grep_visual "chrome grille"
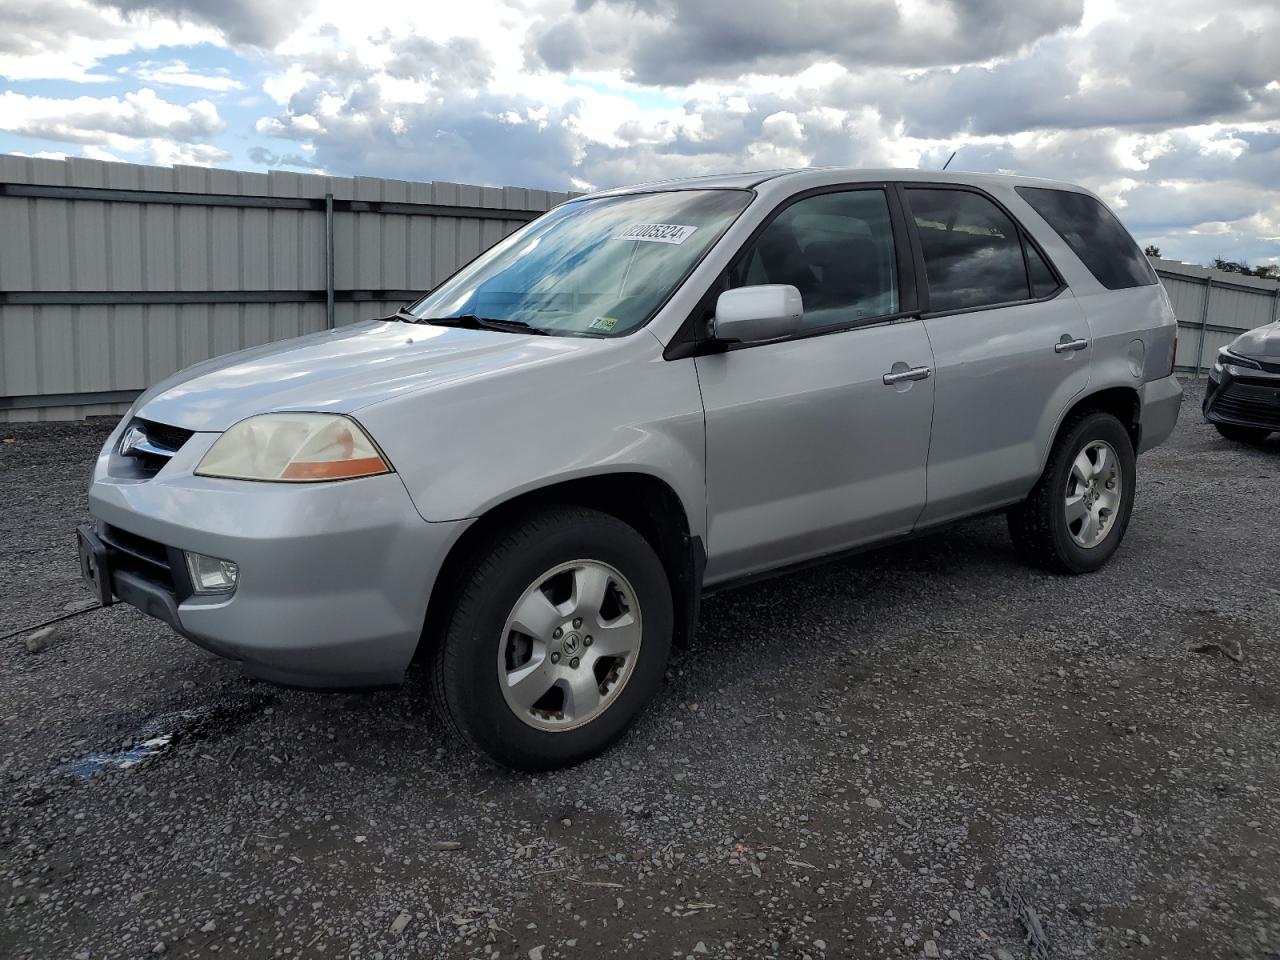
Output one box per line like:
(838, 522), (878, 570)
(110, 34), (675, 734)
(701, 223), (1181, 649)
(118, 418), (195, 476)
(136, 419), (194, 451)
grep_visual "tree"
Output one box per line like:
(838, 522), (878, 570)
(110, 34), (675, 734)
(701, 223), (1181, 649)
(1213, 257), (1250, 274)
(1143, 245), (1161, 258)
(1210, 258), (1280, 280)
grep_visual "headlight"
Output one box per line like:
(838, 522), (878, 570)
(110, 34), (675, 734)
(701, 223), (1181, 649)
(1217, 348), (1261, 372)
(195, 413), (391, 482)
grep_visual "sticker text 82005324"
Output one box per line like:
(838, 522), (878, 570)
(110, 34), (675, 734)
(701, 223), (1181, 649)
(612, 223), (698, 244)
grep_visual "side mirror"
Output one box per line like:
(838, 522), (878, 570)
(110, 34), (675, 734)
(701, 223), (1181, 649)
(712, 285), (803, 344)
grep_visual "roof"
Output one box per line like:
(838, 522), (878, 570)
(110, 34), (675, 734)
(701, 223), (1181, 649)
(577, 169), (794, 198)
(574, 167), (1089, 201)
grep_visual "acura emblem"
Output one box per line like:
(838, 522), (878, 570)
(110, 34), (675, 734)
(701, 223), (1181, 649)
(119, 424), (148, 457)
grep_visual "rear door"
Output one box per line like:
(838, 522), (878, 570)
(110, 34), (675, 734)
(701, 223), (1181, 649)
(695, 186), (936, 582)
(900, 185), (1092, 526)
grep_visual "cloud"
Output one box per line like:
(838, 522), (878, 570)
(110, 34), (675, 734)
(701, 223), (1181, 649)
(0, 0), (118, 60)
(260, 90), (583, 189)
(9, 144), (123, 161)
(826, 13), (1280, 140)
(524, 0), (1084, 85)
(0, 87), (223, 142)
(0, 87), (229, 166)
(247, 146), (323, 171)
(0, 0), (221, 82)
(87, 0), (315, 47)
(926, 129), (1280, 265)
(250, 26), (551, 184)
(1, 0), (1277, 266)
(379, 33), (494, 89)
(144, 140), (231, 165)
(230, 0), (1280, 269)
(133, 59), (245, 91)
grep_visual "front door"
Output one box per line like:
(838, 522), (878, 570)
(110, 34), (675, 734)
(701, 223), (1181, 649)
(695, 187), (936, 583)
(901, 186), (1093, 527)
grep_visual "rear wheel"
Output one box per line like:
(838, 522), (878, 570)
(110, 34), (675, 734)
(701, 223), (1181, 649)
(1214, 422), (1271, 444)
(431, 506), (672, 770)
(1008, 411), (1136, 574)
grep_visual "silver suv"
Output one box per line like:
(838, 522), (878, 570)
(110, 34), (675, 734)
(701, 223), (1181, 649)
(79, 169), (1182, 769)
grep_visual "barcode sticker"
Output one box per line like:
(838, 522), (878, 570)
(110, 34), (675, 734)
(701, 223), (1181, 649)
(612, 223), (698, 244)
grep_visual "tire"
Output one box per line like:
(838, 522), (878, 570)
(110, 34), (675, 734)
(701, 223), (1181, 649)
(1214, 422), (1271, 444)
(431, 506), (673, 771)
(1008, 411), (1137, 574)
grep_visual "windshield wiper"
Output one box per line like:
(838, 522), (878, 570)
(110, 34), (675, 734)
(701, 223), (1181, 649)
(418, 314), (549, 335)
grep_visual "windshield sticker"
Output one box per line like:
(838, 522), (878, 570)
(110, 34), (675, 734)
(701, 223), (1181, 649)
(590, 316), (620, 331)
(613, 223), (698, 244)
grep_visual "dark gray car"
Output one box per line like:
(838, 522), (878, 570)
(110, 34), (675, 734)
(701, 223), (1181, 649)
(1204, 320), (1280, 442)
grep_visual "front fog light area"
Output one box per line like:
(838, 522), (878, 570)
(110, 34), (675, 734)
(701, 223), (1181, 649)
(185, 551), (239, 595)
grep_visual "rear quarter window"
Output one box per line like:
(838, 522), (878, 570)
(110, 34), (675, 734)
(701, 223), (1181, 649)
(1016, 186), (1157, 291)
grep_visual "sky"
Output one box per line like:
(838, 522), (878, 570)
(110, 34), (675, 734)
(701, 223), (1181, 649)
(1, 0), (1278, 268)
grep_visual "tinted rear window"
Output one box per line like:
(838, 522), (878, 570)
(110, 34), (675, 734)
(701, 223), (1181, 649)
(1016, 186), (1156, 290)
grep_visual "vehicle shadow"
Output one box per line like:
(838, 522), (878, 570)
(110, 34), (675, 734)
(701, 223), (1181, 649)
(161, 513), (1024, 781)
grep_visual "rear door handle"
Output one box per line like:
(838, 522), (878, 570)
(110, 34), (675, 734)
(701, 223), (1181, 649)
(882, 365), (933, 385)
(1055, 336), (1089, 354)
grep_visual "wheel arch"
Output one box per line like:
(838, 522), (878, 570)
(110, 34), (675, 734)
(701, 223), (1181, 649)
(418, 471), (704, 662)
(1046, 385), (1141, 469)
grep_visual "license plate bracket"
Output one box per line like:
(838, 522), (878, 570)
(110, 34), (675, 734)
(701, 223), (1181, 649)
(77, 524), (114, 607)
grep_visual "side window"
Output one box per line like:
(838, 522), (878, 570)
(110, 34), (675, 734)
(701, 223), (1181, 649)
(1025, 240), (1059, 299)
(731, 189), (899, 331)
(1016, 186), (1157, 290)
(906, 188), (1031, 312)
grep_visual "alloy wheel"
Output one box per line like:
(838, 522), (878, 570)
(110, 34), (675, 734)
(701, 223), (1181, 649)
(497, 560), (643, 731)
(1064, 439), (1122, 549)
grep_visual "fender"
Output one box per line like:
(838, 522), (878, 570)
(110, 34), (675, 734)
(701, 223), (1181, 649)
(356, 332), (709, 540)
(1032, 283), (1175, 477)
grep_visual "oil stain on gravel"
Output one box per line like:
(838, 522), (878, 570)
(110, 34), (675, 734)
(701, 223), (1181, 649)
(57, 709), (205, 779)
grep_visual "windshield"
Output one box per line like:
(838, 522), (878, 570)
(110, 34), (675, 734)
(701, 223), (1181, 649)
(406, 189), (752, 337)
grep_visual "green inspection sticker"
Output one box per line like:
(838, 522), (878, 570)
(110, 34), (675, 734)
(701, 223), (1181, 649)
(590, 316), (619, 331)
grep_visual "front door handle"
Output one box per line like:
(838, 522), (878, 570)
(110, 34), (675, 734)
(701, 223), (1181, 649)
(882, 365), (933, 385)
(1055, 336), (1090, 354)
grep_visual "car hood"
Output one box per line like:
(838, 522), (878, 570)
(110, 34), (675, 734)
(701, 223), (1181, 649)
(133, 320), (597, 432)
(1231, 322), (1280, 360)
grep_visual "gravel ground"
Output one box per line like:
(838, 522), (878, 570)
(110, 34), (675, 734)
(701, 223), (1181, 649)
(3, 381), (1279, 960)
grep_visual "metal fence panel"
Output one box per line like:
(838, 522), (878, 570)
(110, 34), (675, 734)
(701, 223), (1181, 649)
(1151, 258), (1280, 377)
(7, 157), (1278, 421)
(0, 154), (573, 421)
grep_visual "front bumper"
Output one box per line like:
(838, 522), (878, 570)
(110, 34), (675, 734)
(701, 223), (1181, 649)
(86, 429), (469, 688)
(1204, 362), (1280, 433)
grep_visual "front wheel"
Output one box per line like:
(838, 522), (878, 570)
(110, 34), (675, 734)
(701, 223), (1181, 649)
(1215, 423), (1271, 444)
(1008, 411), (1136, 574)
(431, 506), (673, 770)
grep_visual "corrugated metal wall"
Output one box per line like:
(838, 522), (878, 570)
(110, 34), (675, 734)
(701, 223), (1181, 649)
(3, 157), (1277, 420)
(0, 154), (574, 421)
(1152, 257), (1280, 375)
